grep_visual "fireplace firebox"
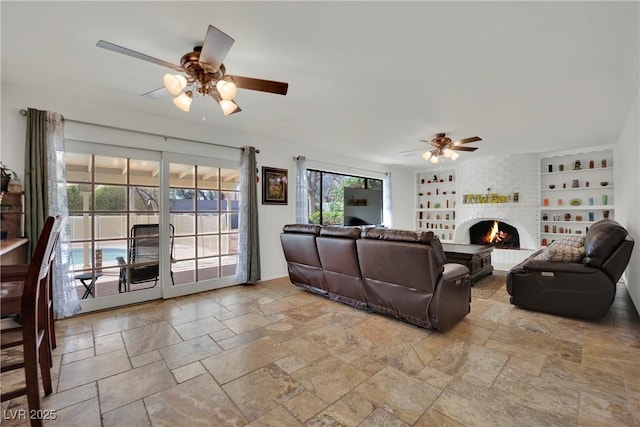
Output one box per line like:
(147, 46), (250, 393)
(469, 220), (520, 249)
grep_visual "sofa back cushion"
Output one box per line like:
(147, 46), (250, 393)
(281, 225), (324, 289)
(419, 231), (447, 267)
(282, 224), (322, 235)
(320, 226), (362, 239)
(357, 229), (444, 292)
(582, 220), (628, 268)
(317, 228), (364, 303)
(362, 227), (420, 242)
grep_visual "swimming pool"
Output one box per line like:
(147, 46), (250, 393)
(71, 247), (127, 264)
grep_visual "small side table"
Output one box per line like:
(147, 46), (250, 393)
(75, 272), (103, 299)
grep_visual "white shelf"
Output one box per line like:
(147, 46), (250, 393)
(541, 220), (597, 225)
(540, 205), (613, 210)
(540, 167), (613, 176)
(541, 185), (613, 192)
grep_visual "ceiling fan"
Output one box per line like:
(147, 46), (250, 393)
(97, 25), (289, 116)
(418, 133), (482, 163)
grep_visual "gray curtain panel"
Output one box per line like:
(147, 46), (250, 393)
(24, 108), (80, 318)
(24, 108), (49, 258)
(295, 156), (309, 224)
(236, 146), (261, 284)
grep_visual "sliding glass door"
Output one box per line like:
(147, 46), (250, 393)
(65, 142), (241, 311)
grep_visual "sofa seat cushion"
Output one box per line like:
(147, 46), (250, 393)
(535, 236), (586, 262)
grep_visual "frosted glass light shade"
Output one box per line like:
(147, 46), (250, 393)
(173, 91), (193, 112)
(421, 151), (432, 161)
(163, 74), (187, 96)
(216, 79), (238, 100)
(451, 152), (460, 160)
(429, 155), (439, 164)
(219, 99), (239, 116)
(443, 148), (454, 158)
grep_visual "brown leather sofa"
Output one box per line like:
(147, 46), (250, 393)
(506, 219), (634, 319)
(280, 225), (471, 331)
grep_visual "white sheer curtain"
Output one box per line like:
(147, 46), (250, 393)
(295, 156), (309, 224)
(236, 146), (260, 284)
(383, 172), (393, 227)
(46, 112), (80, 317)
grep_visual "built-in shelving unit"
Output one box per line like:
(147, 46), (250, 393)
(416, 169), (456, 242)
(539, 149), (614, 246)
(0, 191), (25, 239)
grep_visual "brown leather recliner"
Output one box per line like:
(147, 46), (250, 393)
(316, 226), (367, 309)
(280, 225), (471, 331)
(356, 228), (470, 331)
(279, 224), (325, 294)
(507, 219), (634, 319)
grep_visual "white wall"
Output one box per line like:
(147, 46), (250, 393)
(0, 83), (415, 282)
(614, 94), (640, 314)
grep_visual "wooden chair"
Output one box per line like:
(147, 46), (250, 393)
(1, 246), (59, 354)
(0, 216), (62, 426)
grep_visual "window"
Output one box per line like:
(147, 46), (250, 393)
(307, 169), (383, 226)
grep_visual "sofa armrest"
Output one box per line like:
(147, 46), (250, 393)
(429, 263), (471, 332)
(521, 259), (600, 275)
(442, 263), (470, 281)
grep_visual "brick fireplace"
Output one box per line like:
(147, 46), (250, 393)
(469, 220), (520, 248)
(451, 153), (539, 269)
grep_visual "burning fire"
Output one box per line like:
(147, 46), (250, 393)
(483, 220), (512, 244)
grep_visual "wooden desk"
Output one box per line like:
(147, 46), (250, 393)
(0, 238), (28, 265)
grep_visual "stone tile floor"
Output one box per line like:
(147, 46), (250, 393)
(1, 272), (638, 426)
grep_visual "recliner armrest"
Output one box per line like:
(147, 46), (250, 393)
(522, 258), (599, 274)
(442, 263), (469, 281)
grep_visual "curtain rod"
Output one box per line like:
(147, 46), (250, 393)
(302, 157), (388, 176)
(18, 109), (259, 153)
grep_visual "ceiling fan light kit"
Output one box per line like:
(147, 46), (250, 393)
(163, 73), (187, 96)
(420, 133), (481, 163)
(219, 99), (239, 116)
(97, 25), (288, 116)
(172, 91), (193, 112)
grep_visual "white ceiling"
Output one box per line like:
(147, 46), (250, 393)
(2, 1), (638, 168)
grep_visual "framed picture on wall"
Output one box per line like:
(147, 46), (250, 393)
(262, 167), (288, 205)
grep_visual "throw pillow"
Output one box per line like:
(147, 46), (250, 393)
(535, 236), (586, 262)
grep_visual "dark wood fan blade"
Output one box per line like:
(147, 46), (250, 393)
(199, 25), (234, 71)
(453, 136), (482, 145)
(229, 76), (289, 95)
(452, 146), (478, 152)
(96, 40), (184, 72)
(140, 87), (168, 99)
